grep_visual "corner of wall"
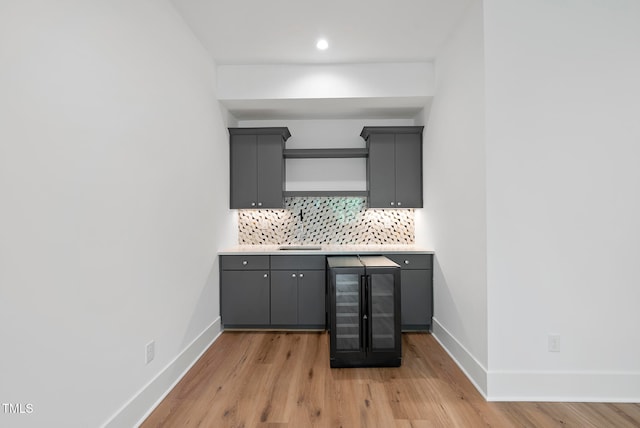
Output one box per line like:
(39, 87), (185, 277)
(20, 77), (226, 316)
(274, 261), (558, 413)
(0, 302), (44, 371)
(432, 318), (488, 397)
(102, 319), (222, 428)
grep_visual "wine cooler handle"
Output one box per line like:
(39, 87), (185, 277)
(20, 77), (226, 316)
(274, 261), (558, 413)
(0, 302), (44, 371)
(360, 275), (366, 352)
(362, 275), (370, 353)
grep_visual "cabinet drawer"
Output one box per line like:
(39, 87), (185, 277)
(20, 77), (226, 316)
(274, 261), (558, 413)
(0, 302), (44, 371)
(383, 253), (432, 270)
(221, 255), (270, 270)
(270, 255), (325, 270)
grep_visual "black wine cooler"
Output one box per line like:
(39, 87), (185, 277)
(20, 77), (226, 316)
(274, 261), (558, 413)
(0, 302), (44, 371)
(327, 256), (402, 368)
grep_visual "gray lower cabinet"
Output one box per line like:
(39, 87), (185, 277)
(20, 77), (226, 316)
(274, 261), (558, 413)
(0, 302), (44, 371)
(270, 270), (325, 327)
(221, 254), (325, 329)
(220, 255), (270, 328)
(270, 270), (298, 325)
(220, 253), (430, 331)
(229, 127), (290, 209)
(270, 255), (326, 329)
(361, 126), (424, 208)
(297, 270), (325, 327)
(383, 253), (433, 331)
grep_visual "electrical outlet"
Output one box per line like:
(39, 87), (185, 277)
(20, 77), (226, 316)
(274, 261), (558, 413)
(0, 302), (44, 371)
(146, 340), (155, 364)
(383, 217), (392, 229)
(548, 334), (560, 352)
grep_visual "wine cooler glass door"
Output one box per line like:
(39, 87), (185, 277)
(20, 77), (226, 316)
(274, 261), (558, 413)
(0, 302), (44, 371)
(369, 273), (397, 350)
(334, 273), (361, 351)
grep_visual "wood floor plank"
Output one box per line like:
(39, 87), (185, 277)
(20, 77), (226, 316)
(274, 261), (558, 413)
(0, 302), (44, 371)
(288, 334), (327, 427)
(141, 332), (640, 428)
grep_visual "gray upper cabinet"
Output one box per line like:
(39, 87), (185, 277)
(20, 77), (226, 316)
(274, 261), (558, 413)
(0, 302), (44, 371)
(229, 127), (291, 209)
(361, 126), (424, 208)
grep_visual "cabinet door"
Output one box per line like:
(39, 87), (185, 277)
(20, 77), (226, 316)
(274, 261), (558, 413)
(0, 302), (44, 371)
(394, 133), (423, 208)
(367, 133), (396, 208)
(297, 270), (326, 327)
(384, 253), (433, 330)
(400, 270), (432, 329)
(221, 270), (270, 326)
(270, 270), (298, 325)
(230, 134), (258, 209)
(256, 134), (284, 208)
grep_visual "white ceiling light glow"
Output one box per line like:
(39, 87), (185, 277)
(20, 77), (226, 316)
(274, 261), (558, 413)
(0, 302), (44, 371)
(316, 39), (329, 50)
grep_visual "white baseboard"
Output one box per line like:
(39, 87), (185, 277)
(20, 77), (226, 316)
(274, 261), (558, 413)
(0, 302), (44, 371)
(101, 317), (222, 428)
(432, 317), (640, 402)
(431, 317), (488, 397)
(488, 370), (640, 402)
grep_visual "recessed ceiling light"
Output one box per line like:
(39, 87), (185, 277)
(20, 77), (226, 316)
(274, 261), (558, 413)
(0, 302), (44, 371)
(316, 39), (329, 50)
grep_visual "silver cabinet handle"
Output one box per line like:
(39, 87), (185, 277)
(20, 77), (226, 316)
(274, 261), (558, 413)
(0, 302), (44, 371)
(390, 201), (395, 206)
(292, 273), (297, 278)
(257, 202), (262, 207)
(263, 273), (268, 278)
(299, 273), (304, 278)
(250, 202), (256, 207)
(397, 201), (402, 206)
(404, 260), (410, 265)
(242, 260), (248, 266)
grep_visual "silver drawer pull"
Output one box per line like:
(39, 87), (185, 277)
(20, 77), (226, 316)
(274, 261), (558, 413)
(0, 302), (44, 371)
(242, 260), (248, 266)
(404, 260), (410, 265)
(299, 273), (304, 278)
(251, 202), (256, 207)
(397, 202), (402, 206)
(292, 273), (297, 278)
(390, 201), (395, 206)
(257, 202), (262, 207)
(264, 273), (268, 278)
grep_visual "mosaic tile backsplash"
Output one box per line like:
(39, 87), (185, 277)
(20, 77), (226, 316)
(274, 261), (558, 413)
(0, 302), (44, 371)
(238, 197), (414, 245)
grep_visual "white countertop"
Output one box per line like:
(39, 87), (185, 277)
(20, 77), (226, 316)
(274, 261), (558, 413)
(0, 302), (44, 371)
(219, 245), (434, 255)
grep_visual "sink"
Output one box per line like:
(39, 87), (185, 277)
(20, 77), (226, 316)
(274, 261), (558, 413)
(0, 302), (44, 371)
(278, 245), (323, 251)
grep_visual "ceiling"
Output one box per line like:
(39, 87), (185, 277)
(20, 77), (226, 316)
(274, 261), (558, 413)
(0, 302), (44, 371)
(171, 0), (473, 64)
(170, 0), (473, 119)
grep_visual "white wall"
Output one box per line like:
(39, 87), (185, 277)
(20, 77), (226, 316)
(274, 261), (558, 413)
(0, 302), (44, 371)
(416, 0), (488, 393)
(484, 0), (640, 400)
(218, 63), (434, 120)
(0, 1), (234, 426)
(218, 63), (435, 101)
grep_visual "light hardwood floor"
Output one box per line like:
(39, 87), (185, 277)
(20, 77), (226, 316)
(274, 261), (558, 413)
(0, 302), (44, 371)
(142, 332), (640, 427)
